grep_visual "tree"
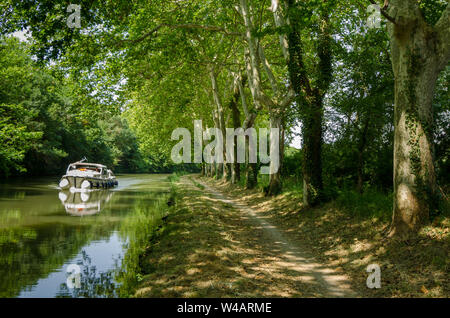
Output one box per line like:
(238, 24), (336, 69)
(238, 0), (295, 193)
(0, 37), (44, 176)
(374, 0), (449, 236)
(326, 16), (394, 193)
(284, 0), (334, 206)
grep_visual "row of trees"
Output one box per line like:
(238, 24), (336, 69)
(1, 0), (448, 237)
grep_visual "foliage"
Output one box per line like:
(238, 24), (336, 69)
(0, 37), (146, 176)
(0, 103), (42, 176)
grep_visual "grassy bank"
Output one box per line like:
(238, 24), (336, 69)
(132, 174), (449, 298)
(113, 183), (177, 296)
(131, 177), (272, 297)
(201, 177), (449, 297)
(134, 175), (343, 297)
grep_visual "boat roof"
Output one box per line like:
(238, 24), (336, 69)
(70, 162), (107, 168)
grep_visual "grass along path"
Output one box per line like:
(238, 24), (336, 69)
(194, 177), (356, 297)
(134, 175), (355, 297)
(198, 176), (449, 298)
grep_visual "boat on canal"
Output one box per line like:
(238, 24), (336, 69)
(58, 158), (118, 191)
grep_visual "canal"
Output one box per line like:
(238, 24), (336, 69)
(0, 174), (171, 298)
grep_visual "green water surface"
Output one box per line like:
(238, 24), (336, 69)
(0, 174), (171, 298)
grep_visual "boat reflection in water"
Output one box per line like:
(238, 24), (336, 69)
(58, 189), (114, 216)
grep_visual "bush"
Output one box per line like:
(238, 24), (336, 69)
(335, 188), (392, 222)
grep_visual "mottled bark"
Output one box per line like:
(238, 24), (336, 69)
(228, 74), (246, 184)
(239, 0), (295, 191)
(265, 114), (283, 196)
(237, 65), (259, 189)
(210, 66), (229, 180)
(386, 1), (449, 237)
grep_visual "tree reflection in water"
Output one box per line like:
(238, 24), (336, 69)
(57, 250), (120, 298)
(0, 175), (171, 297)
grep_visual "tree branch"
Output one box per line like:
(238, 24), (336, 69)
(258, 45), (279, 95)
(240, 0), (273, 110)
(167, 24), (243, 36)
(122, 23), (243, 45)
(280, 88), (295, 109)
(122, 24), (164, 44)
(271, 0), (290, 62)
(368, 0), (397, 24)
(236, 72), (250, 118)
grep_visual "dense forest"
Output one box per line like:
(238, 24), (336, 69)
(0, 0), (449, 239)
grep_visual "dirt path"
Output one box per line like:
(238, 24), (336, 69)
(136, 174), (447, 298)
(135, 175), (359, 297)
(191, 177), (356, 297)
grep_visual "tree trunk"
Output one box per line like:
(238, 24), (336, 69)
(201, 163), (205, 176)
(216, 163), (223, 180)
(209, 66), (228, 180)
(244, 117), (258, 189)
(357, 117), (370, 194)
(246, 162), (258, 189)
(386, 1), (449, 236)
(265, 113), (283, 196)
(302, 96), (324, 206)
(211, 162), (216, 177)
(239, 0), (295, 190)
(284, 0), (331, 207)
(229, 75), (246, 184)
(357, 152), (364, 194)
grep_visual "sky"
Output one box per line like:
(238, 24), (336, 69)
(289, 125), (302, 149)
(12, 30), (29, 41)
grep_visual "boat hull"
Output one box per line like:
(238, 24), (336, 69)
(59, 176), (118, 190)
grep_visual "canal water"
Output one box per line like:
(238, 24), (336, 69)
(0, 174), (171, 298)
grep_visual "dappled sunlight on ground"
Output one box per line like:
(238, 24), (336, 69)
(133, 174), (448, 298)
(198, 175), (449, 298)
(135, 176), (357, 298)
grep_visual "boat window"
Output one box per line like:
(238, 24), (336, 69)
(68, 165), (102, 172)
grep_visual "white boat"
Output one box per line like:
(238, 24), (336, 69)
(58, 159), (118, 190)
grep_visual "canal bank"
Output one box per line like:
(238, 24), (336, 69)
(134, 175), (449, 298)
(133, 175), (356, 297)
